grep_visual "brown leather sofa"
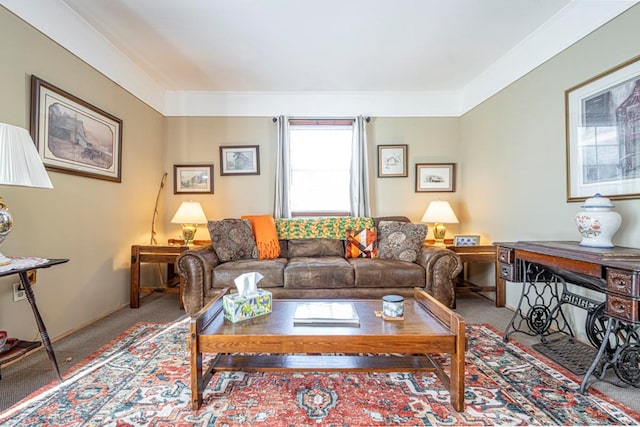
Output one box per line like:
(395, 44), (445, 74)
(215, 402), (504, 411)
(176, 216), (462, 315)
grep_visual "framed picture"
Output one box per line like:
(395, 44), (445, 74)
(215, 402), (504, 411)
(377, 144), (408, 177)
(174, 164), (214, 194)
(219, 145), (260, 175)
(415, 163), (456, 192)
(453, 235), (480, 246)
(565, 55), (640, 201)
(30, 76), (123, 182)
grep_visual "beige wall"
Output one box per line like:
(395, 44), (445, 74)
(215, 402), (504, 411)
(460, 5), (640, 337)
(0, 8), (164, 339)
(163, 117), (276, 240)
(164, 117), (461, 241)
(4, 2), (640, 344)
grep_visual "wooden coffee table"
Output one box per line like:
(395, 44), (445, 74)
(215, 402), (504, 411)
(189, 287), (466, 411)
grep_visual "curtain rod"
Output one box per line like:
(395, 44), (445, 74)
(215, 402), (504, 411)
(272, 117), (371, 123)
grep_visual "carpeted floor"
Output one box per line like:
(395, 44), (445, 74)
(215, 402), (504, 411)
(1, 293), (639, 422)
(1, 318), (639, 426)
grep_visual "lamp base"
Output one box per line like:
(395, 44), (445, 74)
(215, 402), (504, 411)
(181, 224), (198, 246)
(432, 223), (447, 247)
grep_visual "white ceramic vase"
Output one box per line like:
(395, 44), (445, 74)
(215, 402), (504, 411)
(575, 194), (621, 248)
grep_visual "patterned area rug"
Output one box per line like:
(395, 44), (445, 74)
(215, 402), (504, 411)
(1, 321), (639, 426)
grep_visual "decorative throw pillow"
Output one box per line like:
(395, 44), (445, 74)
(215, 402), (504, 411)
(207, 219), (259, 262)
(345, 228), (378, 258)
(377, 221), (427, 262)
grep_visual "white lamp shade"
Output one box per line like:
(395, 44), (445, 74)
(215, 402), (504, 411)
(421, 200), (459, 224)
(0, 123), (53, 189)
(171, 201), (208, 224)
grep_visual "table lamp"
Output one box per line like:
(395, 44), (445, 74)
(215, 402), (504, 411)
(171, 201), (208, 245)
(0, 123), (54, 264)
(421, 200), (459, 247)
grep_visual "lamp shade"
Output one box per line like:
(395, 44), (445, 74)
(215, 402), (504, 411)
(171, 201), (207, 224)
(0, 123), (53, 189)
(421, 200), (459, 224)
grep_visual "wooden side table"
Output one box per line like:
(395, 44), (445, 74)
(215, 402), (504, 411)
(447, 245), (505, 307)
(130, 245), (188, 308)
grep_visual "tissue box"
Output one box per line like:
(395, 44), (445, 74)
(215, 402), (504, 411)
(223, 289), (273, 323)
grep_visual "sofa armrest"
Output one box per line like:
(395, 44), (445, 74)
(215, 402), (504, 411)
(415, 246), (463, 308)
(176, 246), (219, 315)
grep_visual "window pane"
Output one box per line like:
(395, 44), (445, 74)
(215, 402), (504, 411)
(289, 124), (353, 214)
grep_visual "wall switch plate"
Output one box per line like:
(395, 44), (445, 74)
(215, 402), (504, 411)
(13, 283), (26, 302)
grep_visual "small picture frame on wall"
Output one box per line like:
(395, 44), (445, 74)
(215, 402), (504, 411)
(377, 144), (408, 177)
(174, 164), (214, 194)
(453, 235), (480, 246)
(415, 163), (456, 192)
(220, 145), (260, 175)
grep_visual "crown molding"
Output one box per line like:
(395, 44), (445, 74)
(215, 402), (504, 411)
(460, 0), (639, 113)
(2, 0), (638, 117)
(1, 0), (166, 112)
(164, 90), (461, 117)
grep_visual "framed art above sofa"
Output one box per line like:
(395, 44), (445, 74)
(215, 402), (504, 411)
(415, 163), (456, 192)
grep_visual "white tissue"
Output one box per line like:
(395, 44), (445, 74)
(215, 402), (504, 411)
(234, 272), (264, 297)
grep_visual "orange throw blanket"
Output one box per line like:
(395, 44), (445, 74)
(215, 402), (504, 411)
(241, 215), (281, 259)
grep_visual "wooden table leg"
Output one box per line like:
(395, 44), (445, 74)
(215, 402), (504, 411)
(130, 245), (140, 308)
(495, 274), (505, 307)
(190, 325), (203, 410)
(450, 317), (466, 411)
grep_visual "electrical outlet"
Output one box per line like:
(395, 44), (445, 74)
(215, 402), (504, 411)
(13, 283), (26, 302)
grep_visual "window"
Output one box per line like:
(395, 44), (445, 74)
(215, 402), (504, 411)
(289, 119), (354, 216)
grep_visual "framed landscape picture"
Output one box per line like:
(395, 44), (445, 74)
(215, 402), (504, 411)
(174, 164), (214, 194)
(30, 75), (123, 182)
(219, 145), (260, 175)
(565, 55), (640, 201)
(377, 144), (408, 177)
(415, 163), (456, 192)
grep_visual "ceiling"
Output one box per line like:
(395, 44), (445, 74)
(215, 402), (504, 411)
(2, 0), (638, 116)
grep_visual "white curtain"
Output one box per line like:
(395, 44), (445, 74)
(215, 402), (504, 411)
(274, 115), (291, 218)
(274, 115), (371, 218)
(350, 116), (371, 217)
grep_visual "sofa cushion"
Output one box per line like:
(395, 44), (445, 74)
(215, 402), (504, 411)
(287, 239), (344, 257)
(377, 221), (427, 262)
(208, 219), (259, 262)
(212, 258), (287, 289)
(345, 228), (378, 258)
(284, 257), (354, 289)
(348, 258), (425, 288)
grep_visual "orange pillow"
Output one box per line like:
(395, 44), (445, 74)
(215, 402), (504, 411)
(345, 228), (378, 258)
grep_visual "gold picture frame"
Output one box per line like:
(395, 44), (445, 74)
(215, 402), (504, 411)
(377, 144), (408, 177)
(565, 55), (640, 201)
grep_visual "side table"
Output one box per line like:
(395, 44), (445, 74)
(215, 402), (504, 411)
(0, 258), (69, 381)
(447, 245), (504, 307)
(130, 245), (187, 308)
